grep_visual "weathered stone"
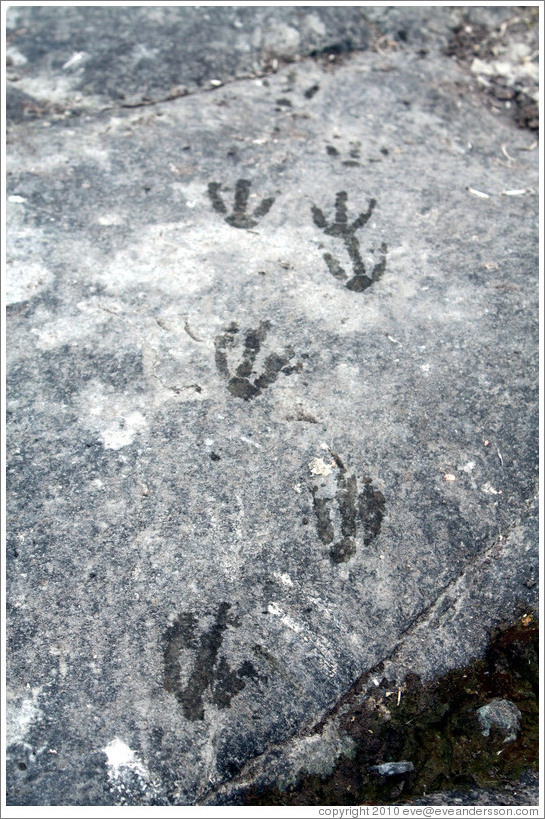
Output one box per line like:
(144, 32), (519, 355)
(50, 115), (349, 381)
(5, 5), (374, 119)
(5, 5), (538, 807)
(404, 769), (538, 807)
(369, 762), (415, 777)
(477, 699), (522, 743)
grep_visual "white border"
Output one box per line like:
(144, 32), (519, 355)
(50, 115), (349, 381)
(1, 2), (543, 818)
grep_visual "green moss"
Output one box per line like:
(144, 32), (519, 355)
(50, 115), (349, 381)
(242, 614), (539, 806)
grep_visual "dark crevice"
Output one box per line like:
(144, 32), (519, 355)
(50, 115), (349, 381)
(238, 615), (539, 805)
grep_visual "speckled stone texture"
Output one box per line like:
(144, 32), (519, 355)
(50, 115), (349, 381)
(5, 5), (539, 807)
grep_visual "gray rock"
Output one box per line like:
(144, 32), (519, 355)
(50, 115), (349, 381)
(6, 4), (533, 127)
(5, 5), (373, 118)
(404, 769), (538, 807)
(5, 5), (538, 808)
(477, 699), (522, 743)
(369, 762), (415, 777)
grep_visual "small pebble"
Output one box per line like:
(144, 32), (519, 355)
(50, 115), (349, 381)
(476, 699), (521, 743)
(369, 761), (415, 776)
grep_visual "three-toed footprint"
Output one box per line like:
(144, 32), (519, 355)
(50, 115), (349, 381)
(311, 191), (387, 292)
(310, 453), (385, 563)
(162, 603), (265, 721)
(215, 320), (302, 400)
(208, 179), (275, 229)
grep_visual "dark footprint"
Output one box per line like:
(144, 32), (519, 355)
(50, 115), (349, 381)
(162, 603), (265, 721)
(208, 179), (275, 229)
(311, 455), (385, 563)
(215, 320), (301, 400)
(312, 191), (388, 292)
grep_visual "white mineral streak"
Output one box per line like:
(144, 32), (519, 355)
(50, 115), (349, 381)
(77, 382), (148, 450)
(5, 261), (54, 306)
(102, 738), (147, 779)
(6, 689), (42, 746)
(308, 457), (332, 476)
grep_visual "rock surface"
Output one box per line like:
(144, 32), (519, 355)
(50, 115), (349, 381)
(404, 770), (539, 807)
(5, 5), (539, 808)
(477, 698), (522, 743)
(369, 762), (415, 777)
